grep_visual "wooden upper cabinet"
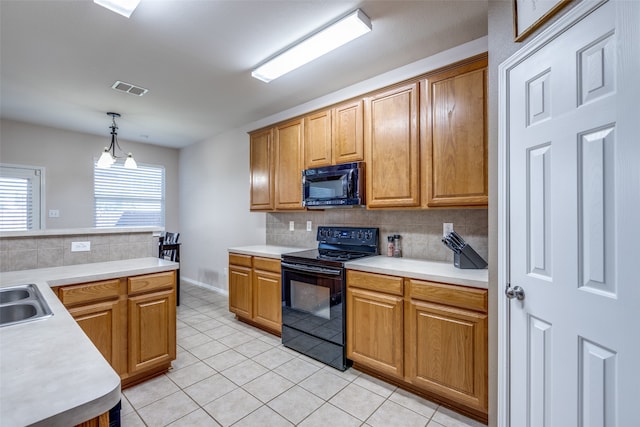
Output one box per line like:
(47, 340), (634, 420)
(275, 118), (304, 210)
(365, 82), (420, 208)
(305, 100), (364, 169)
(422, 55), (488, 207)
(332, 99), (364, 164)
(305, 109), (332, 168)
(249, 128), (274, 211)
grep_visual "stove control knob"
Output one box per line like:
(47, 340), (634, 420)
(334, 230), (340, 238)
(365, 231), (373, 241)
(357, 231), (363, 240)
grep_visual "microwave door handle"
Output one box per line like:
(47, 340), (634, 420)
(347, 170), (354, 198)
(302, 175), (307, 206)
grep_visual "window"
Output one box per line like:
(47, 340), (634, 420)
(94, 161), (165, 228)
(0, 165), (44, 231)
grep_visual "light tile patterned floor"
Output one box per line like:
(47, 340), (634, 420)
(121, 282), (487, 427)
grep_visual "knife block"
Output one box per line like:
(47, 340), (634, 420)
(453, 244), (487, 269)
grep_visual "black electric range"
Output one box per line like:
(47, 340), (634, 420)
(280, 226), (379, 370)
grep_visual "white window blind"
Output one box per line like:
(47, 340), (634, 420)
(0, 165), (43, 231)
(94, 162), (165, 228)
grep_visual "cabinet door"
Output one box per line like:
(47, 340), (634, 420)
(274, 118), (304, 210)
(406, 299), (488, 412)
(229, 265), (252, 318)
(423, 56), (488, 207)
(305, 110), (332, 168)
(346, 287), (404, 379)
(365, 83), (420, 208)
(128, 289), (176, 374)
(252, 269), (282, 333)
(250, 128), (274, 211)
(333, 100), (364, 164)
(67, 299), (126, 375)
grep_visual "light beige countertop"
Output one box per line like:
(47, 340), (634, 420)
(0, 226), (163, 239)
(346, 256), (488, 289)
(228, 245), (308, 259)
(0, 257), (179, 426)
(227, 246), (488, 289)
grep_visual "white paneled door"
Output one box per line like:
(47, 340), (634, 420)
(500, 0), (640, 425)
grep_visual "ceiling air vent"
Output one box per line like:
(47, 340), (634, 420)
(111, 81), (149, 96)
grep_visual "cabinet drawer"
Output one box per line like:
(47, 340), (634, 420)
(408, 279), (487, 313)
(253, 257), (280, 273)
(229, 253), (252, 268)
(58, 279), (121, 306)
(347, 270), (403, 296)
(128, 271), (175, 295)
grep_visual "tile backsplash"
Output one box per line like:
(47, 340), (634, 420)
(0, 232), (157, 272)
(266, 208), (488, 263)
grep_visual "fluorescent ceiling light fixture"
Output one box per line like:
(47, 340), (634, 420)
(94, 0), (141, 18)
(252, 9), (372, 83)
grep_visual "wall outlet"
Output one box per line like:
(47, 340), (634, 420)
(443, 222), (454, 237)
(306, 220), (312, 232)
(48, 209), (60, 218)
(289, 221), (295, 231)
(71, 241), (91, 252)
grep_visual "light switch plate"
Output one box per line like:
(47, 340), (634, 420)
(48, 209), (60, 218)
(306, 221), (312, 232)
(443, 223), (454, 237)
(289, 221), (295, 231)
(71, 241), (91, 252)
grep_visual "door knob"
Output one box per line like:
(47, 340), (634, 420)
(505, 285), (525, 301)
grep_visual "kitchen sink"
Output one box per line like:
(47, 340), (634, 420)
(0, 288), (31, 304)
(0, 284), (53, 327)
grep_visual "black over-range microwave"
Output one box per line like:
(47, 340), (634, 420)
(302, 162), (365, 208)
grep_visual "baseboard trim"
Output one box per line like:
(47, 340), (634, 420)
(181, 277), (228, 297)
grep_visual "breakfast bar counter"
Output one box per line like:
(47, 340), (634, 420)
(0, 257), (178, 426)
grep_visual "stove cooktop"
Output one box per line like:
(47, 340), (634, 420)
(282, 226), (380, 267)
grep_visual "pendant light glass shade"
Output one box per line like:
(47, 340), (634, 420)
(124, 153), (137, 169)
(97, 148), (115, 168)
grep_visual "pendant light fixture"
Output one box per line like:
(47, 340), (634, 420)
(97, 112), (137, 169)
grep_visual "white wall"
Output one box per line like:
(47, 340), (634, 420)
(0, 119), (180, 231)
(179, 128), (266, 293)
(179, 37), (488, 294)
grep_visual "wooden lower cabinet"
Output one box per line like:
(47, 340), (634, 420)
(346, 287), (404, 379)
(55, 271), (177, 388)
(57, 279), (127, 375)
(228, 253), (281, 335)
(346, 270), (488, 422)
(406, 299), (487, 413)
(67, 298), (126, 375)
(128, 288), (176, 375)
(253, 265), (282, 332)
(75, 411), (110, 427)
(228, 254), (252, 318)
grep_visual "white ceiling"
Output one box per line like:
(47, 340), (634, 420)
(0, 1), (488, 149)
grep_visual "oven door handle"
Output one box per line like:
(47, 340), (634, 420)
(281, 262), (342, 276)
